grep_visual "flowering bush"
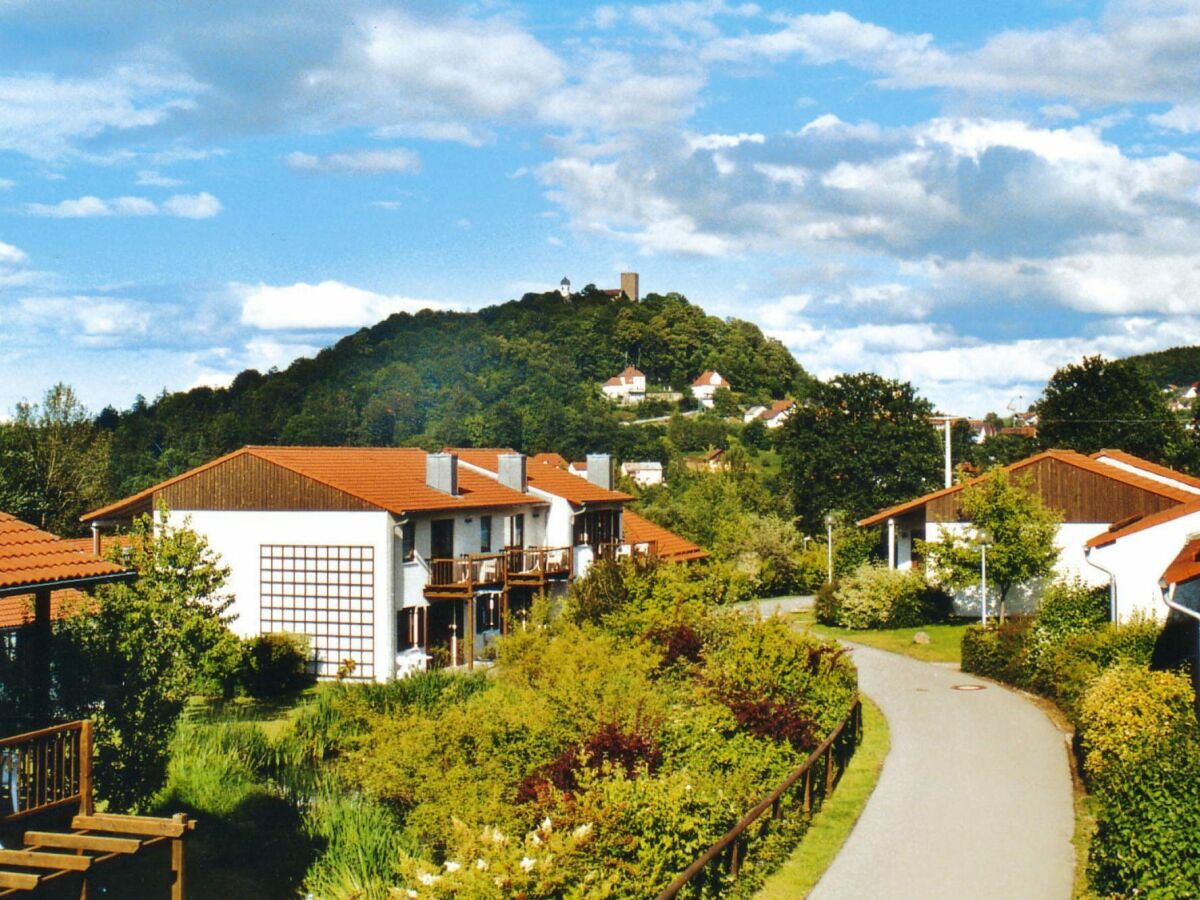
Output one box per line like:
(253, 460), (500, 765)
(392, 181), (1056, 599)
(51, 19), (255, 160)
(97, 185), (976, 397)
(826, 563), (950, 629)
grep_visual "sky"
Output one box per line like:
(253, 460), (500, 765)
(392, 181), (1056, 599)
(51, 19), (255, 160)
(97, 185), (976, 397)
(4, 0), (1200, 416)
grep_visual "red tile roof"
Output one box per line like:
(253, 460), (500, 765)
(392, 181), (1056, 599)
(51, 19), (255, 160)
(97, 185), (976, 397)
(692, 370), (729, 388)
(762, 399), (795, 420)
(860, 449), (1197, 528)
(603, 365), (645, 387)
(0, 512), (130, 597)
(622, 510), (708, 562)
(531, 452), (568, 469)
(451, 449), (634, 504)
(1163, 537), (1200, 586)
(0, 589), (95, 630)
(84, 447), (547, 522)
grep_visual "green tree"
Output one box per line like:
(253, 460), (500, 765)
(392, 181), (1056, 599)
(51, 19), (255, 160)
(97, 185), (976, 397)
(779, 373), (941, 533)
(55, 509), (235, 810)
(920, 469), (1061, 621)
(0, 383), (111, 536)
(1036, 355), (1185, 464)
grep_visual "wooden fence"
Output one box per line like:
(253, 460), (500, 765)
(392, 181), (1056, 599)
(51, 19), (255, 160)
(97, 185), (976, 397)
(0, 720), (92, 825)
(656, 697), (863, 899)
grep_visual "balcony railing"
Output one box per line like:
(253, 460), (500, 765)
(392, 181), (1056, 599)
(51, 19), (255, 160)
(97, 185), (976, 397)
(426, 553), (508, 596)
(0, 720), (92, 824)
(506, 546), (573, 582)
(595, 540), (658, 563)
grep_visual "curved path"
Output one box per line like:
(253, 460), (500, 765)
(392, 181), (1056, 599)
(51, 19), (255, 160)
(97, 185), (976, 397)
(811, 644), (1074, 900)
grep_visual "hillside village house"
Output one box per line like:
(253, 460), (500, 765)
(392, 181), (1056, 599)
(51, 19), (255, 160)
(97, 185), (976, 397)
(691, 371), (730, 408)
(860, 449), (1200, 619)
(84, 447), (702, 682)
(753, 399), (796, 429)
(621, 461), (664, 487)
(601, 366), (647, 404)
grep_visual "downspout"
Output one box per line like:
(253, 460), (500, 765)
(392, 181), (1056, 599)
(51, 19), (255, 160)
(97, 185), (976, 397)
(1084, 545), (1118, 622)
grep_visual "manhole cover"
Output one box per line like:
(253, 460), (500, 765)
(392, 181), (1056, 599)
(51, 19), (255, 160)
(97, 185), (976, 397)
(953, 684), (986, 692)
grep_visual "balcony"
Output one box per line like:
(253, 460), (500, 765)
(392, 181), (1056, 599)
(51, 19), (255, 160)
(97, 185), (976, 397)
(595, 540), (658, 563)
(505, 546), (573, 586)
(424, 553), (507, 600)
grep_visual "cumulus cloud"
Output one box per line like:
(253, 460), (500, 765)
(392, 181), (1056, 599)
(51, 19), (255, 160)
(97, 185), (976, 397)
(25, 192), (222, 219)
(236, 280), (451, 330)
(285, 148), (421, 175)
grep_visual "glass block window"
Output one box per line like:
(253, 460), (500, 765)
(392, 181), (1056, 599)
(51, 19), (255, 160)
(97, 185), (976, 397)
(260, 545), (375, 680)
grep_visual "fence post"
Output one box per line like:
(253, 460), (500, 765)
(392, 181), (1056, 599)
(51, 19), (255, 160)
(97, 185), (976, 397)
(79, 720), (94, 816)
(803, 768), (812, 811)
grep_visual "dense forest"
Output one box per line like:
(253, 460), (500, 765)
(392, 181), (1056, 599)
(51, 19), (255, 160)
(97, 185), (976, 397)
(96, 286), (808, 497)
(1124, 345), (1200, 389)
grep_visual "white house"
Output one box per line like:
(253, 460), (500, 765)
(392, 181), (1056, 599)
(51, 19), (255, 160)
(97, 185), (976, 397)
(860, 448), (1200, 618)
(743, 405), (767, 423)
(691, 371), (730, 408)
(761, 399), (795, 429)
(621, 461), (664, 487)
(86, 446), (704, 681)
(601, 366), (647, 404)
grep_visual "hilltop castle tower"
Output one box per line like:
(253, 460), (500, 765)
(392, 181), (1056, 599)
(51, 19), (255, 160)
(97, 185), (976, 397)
(559, 276), (571, 299)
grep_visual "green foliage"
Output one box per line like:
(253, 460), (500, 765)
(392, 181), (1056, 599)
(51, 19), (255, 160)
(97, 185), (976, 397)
(778, 373), (941, 533)
(921, 468), (1061, 617)
(0, 383), (111, 536)
(100, 292), (808, 496)
(53, 510), (236, 810)
(960, 620), (1034, 687)
(825, 563), (951, 630)
(1078, 666), (1200, 896)
(1036, 354), (1187, 465)
(302, 786), (414, 900)
(241, 633), (313, 698)
(714, 513), (811, 597)
(1025, 579), (1110, 689)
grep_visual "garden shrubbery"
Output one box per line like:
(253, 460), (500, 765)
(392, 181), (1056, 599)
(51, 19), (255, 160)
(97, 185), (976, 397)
(818, 563), (951, 629)
(1078, 666), (1200, 895)
(960, 618), (1034, 686)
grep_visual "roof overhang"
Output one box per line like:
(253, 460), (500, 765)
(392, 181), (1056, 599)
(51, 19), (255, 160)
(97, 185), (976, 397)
(0, 569), (137, 599)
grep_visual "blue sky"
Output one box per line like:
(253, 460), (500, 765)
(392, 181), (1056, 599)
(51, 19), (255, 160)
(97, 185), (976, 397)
(3, 0), (1200, 416)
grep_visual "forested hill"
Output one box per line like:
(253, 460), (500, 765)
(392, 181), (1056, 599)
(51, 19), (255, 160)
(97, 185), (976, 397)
(102, 286), (808, 496)
(1124, 345), (1200, 388)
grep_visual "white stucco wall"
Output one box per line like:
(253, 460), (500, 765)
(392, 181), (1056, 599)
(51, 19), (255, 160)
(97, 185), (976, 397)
(168, 508), (395, 681)
(1086, 509), (1200, 621)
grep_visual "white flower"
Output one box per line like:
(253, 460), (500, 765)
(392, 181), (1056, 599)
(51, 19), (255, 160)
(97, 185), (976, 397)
(444, 861), (461, 873)
(475, 858), (488, 871)
(406, 892), (418, 899)
(418, 872), (438, 886)
(491, 830), (506, 845)
(572, 823), (593, 840)
(520, 856), (536, 872)
(541, 816), (553, 832)
(531, 833), (542, 846)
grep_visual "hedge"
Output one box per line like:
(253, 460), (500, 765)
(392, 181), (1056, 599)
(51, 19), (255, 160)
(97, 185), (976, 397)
(960, 619), (1033, 687)
(819, 563), (952, 630)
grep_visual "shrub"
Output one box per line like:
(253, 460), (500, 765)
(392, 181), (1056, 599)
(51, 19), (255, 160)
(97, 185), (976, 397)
(241, 633), (312, 697)
(830, 563), (948, 629)
(1078, 666), (1200, 896)
(1036, 615), (1160, 723)
(814, 580), (839, 625)
(1025, 579), (1109, 689)
(960, 619), (1033, 687)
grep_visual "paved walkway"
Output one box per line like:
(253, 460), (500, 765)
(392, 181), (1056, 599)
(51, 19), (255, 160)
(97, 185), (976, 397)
(811, 644), (1074, 900)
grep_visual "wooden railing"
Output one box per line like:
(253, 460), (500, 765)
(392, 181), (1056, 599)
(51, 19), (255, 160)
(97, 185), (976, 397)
(427, 553), (508, 592)
(656, 697), (862, 899)
(506, 546), (573, 579)
(596, 540), (657, 563)
(0, 720), (92, 824)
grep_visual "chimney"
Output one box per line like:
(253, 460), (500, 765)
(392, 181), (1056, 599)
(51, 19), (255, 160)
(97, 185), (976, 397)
(426, 452), (458, 496)
(620, 272), (639, 302)
(498, 453), (527, 493)
(586, 453), (614, 490)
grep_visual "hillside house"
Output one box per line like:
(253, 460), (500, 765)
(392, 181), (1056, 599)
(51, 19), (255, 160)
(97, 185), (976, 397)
(84, 446), (702, 680)
(691, 371), (730, 408)
(621, 461), (664, 487)
(601, 366), (647, 404)
(860, 449), (1200, 618)
(761, 399), (795, 429)
(685, 448), (727, 472)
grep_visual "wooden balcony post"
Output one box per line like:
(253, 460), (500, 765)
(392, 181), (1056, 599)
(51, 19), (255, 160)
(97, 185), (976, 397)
(500, 588), (509, 636)
(80, 720), (94, 816)
(465, 595), (474, 671)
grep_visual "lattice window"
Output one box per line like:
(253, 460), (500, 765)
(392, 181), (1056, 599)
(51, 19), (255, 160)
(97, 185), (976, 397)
(259, 545), (375, 680)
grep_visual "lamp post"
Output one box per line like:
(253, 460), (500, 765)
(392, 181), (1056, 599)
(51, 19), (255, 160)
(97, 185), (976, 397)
(978, 529), (993, 626)
(825, 513), (835, 584)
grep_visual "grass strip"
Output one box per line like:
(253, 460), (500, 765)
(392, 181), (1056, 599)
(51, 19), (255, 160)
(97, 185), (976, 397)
(754, 695), (890, 900)
(790, 609), (969, 666)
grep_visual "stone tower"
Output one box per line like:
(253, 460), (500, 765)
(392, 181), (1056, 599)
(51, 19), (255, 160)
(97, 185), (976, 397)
(620, 272), (639, 302)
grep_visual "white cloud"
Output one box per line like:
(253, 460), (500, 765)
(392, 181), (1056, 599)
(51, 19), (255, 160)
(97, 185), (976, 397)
(285, 148), (421, 175)
(25, 192), (222, 219)
(161, 192), (222, 219)
(0, 65), (203, 159)
(236, 280), (450, 330)
(135, 169), (183, 187)
(0, 241), (28, 267)
(13, 295), (151, 347)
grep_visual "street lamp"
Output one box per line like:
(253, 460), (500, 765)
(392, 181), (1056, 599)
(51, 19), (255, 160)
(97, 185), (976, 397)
(977, 529), (993, 626)
(825, 513), (835, 584)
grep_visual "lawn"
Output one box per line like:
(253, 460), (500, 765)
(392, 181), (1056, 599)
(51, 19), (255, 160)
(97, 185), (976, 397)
(789, 609), (970, 666)
(754, 695), (890, 899)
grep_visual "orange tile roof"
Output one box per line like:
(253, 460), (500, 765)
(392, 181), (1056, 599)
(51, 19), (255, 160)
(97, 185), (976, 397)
(0, 512), (130, 597)
(1163, 537), (1200, 586)
(762, 399), (795, 419)
(860, 449), (1196, 528)
(0, 589), (95, 630)
(622, 510), (708, 562)
(692, 370), (728, 387)
(531, 452), (568, 469)
(1085, 497), (1200, 548)
(84, 447), (547, 522)
(603, 366), (645, 387)
(1090, 449), (1200, 492)
(451, 449), (634, 504)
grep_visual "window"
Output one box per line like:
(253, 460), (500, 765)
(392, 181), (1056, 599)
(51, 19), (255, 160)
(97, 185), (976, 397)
(260, 545), (375, 680)
(477, 592), (501, 633)
(573, 509), (620, 547)
(401, 521), (415, 562)
(431, 519), (454, 559)
(480, 515), (492, 553)
(397, 607), (426, 651)
(509, 513), (525, 548)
